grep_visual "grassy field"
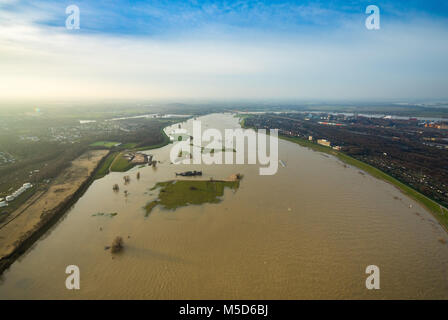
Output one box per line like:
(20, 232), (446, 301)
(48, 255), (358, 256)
(94, 151), (118, 179)
(280, 134), (448, 230)
(133, 127), (172, 151)
(110, 153), (134, 172)
(95, 129), (171, 175)
(144, 201), (159, 216)
(90, 141), (121, 148)
(144, 179), (240, 216)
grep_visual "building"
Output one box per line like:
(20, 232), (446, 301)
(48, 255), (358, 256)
(425, 122), (448, 129)
(318, 121), (345, 126)
(332, 146), (341, 150)
(6, 183), (33, 203)
(131, 152), (148, 164)
(317, 139), (331, 147)
(308, 136), (313, 141)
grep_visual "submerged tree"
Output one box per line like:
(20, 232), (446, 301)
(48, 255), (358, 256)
(111, 236), (124, 253)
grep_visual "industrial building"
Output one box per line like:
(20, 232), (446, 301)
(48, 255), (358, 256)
(317, 139), (331, 147)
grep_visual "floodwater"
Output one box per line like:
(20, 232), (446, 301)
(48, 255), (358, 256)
(1, 113), (448, 299)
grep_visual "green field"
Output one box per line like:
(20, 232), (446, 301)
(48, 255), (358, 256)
(93, 126), (173, 177)
(120, 142), (138, 149)
(94, 152), (118, 179)
(280, 134), (448, 230)
(90, 141), (121, 148)
(133, 127), (172, 151)
(110, 153), (134, 172)
(144, 179), (240, 216)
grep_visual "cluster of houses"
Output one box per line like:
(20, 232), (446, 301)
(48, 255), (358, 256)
(0, 183), (33, 208)
(423, 122), (448, 130)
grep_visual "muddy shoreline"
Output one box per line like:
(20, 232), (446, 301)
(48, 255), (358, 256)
(0, 150), (111, 276)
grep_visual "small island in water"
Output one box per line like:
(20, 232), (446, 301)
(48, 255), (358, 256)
(145, 174), (242, 216)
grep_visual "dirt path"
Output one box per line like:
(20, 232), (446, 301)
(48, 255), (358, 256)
(0, 150), (108, 265)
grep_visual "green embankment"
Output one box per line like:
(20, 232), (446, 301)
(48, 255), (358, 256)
(235, 114), (249, 128)
(94, 151), (118, 179)
(89, 141), (121, 148)
(144, 180), (240, 216)
(121, 142), (138, 149)
(280, 134), (448, 229)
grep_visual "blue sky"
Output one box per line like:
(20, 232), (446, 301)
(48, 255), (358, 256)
(0, 0), (448, 101)
(4, 0), (448, 35)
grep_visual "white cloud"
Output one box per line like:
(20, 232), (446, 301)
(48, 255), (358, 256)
(0, 6), (447, 101)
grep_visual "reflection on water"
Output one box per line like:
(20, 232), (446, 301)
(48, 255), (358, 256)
(1, 113), (448, 299)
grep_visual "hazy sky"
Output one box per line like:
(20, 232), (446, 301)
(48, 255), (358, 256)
(1, 0), (448, 101)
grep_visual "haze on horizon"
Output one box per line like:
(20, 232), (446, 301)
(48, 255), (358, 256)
(1, 0), (448, 102)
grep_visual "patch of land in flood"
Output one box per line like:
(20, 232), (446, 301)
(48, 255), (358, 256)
(144, 176), (241, 216)
(0, 149), (109, 274)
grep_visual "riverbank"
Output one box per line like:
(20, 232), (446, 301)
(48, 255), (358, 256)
(240, 115), (448, 232)
(0, 124), (174, 275)
(0, 149), (109, 275)
(280, 134), (448, 231)
(94, 127), (172, 177)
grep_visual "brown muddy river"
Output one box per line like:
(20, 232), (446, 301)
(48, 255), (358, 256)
(1, 113), (448, 299)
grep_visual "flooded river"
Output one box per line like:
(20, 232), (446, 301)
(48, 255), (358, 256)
(1, 113), (448, 299)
